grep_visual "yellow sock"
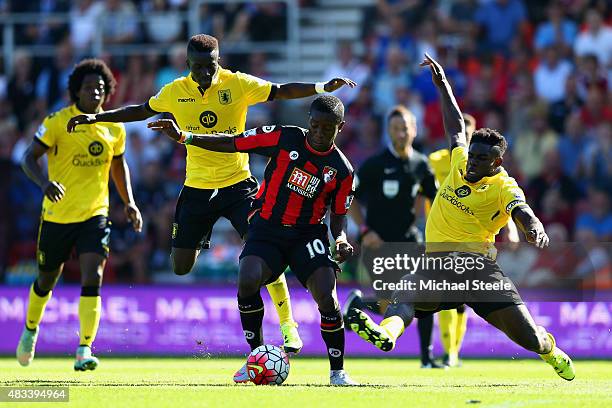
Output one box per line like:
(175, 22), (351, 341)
(79, 296), (101, 347)
(455, 309), (468, 353)
(380, 316), (405, 341)
(26, 283), (52, 330)
(265, 274), (294, 325)
(438, 309), (457, 357)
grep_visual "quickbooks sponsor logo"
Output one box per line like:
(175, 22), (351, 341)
(328, 348), (342, 357)
(72, 154), (109, 167)
(440, 187), (474, 215)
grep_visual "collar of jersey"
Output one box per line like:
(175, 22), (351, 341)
(462, 167), (507, 186)
(388, 145), (412, 160)
(304, 134), (336, 156)
(189, 68), (224, 97)
(71, 104), (103, 116)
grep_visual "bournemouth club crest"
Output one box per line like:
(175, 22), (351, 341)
(323, 166), (337, 183)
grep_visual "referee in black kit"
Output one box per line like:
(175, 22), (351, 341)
(343, 105), (444, 368)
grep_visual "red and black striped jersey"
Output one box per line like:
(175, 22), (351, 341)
(234, 125), (355, 226)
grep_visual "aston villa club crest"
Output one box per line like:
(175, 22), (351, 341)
(218, 89), (232, 105)
(323, 166), (337, 183)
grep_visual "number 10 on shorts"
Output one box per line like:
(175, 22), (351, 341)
(306, 239), (326, 258)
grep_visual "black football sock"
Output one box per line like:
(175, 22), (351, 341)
(238, 292), (265, 351)
(418, 314), (435, 364)
(320, 309), (345, 371)
(361, 297), (385, 315)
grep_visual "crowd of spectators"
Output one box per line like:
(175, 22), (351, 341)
(0, 0), (610, 286)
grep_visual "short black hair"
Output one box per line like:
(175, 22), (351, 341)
(68, 59), (116, 103)
(387, 104), (415, 125)
(187, 34), (219, 53)
(310, 95), (344, 123)
(470, 128), (507, 156)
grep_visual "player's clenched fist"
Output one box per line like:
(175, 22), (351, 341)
(147, 119), (182, 141)
(67, 114), (97, 132)
(334, 240), (354, 264)
(43, 180), (66, 203)
(524, 224), (550, 248)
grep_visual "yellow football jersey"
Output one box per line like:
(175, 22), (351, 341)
(428, 148), (451, 187)
(148, 68), (272, 189)
(425, 146), (526, 255)
(35, 104), (126, 223)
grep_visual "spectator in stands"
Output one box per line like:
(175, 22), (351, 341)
(549, 74), (583, 133)
(6, 50), (37, 131)
(582, 122), (612, 183)
(575, 54), (608, 100)
(144, 0), (183, 44)
(474, 0), (527, 56)
(534, 1), (577, 56)
(574, 9), (612, 67)
(101, 0), (138, 45)
(533, 46), (574, 103)
(513, 102), (558, 181)
(247, 3), (287, 42)
(69, 0), (104, 54)
(154, 44), (188, 91)
(558, 112), (588, 179)
(371, 15), (415, 72)
(323, 41), (370, 106)
(372, 46), (411, 115)
(35, 39), (74, 113)
(575, 183), (612, 241)
(580, 87), (612, 130)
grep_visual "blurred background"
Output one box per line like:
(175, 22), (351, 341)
(0, 0), (610, 357)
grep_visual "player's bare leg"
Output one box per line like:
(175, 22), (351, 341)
(485, 304), (575, 380)
(233, 255), (273, 383)
(306, 266), (357, 386)
(17, 266), (62, 366)
(171, 247), (199, 276)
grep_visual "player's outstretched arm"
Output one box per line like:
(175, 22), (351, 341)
(21, 140), (65, 203)
(271, 78), (357, 100)
(110, 156), (143, 233)
(330, 214), (354, 264)
(420, 53), (466, 150)
(147, 119), (236, 152)
(511, 205), (550, 248)
(67, 103), (157, 133)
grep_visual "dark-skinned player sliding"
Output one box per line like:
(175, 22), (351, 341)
(66, 34), (356, 353)
(346, 54), (575, 381)
(149, 95), (358, 386)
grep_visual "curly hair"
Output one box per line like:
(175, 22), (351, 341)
(310, 94), (344, 123)
(68, 59), (116, 103)
(470, 127), (507, 156)
(187, 34), (219, 53)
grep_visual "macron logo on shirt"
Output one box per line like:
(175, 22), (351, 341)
(177, 97), (196, 103)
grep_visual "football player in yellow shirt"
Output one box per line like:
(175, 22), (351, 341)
(17, 59), (143, 370)
(347, 54), (575, 381)
(67, 34), (356, 353)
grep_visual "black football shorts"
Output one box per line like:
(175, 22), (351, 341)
(239, 215), (340, 287)
(37, 215), (111, 271)
(172, 176), (259, 250)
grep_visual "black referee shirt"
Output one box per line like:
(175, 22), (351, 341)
(354, 147), (437, 242)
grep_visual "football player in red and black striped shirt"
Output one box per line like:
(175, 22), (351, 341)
(149, 95), (358, 385)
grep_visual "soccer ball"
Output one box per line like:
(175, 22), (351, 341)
(246, 345), (290, 385)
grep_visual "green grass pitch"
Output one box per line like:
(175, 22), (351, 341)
(1, 357), (611, 407)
